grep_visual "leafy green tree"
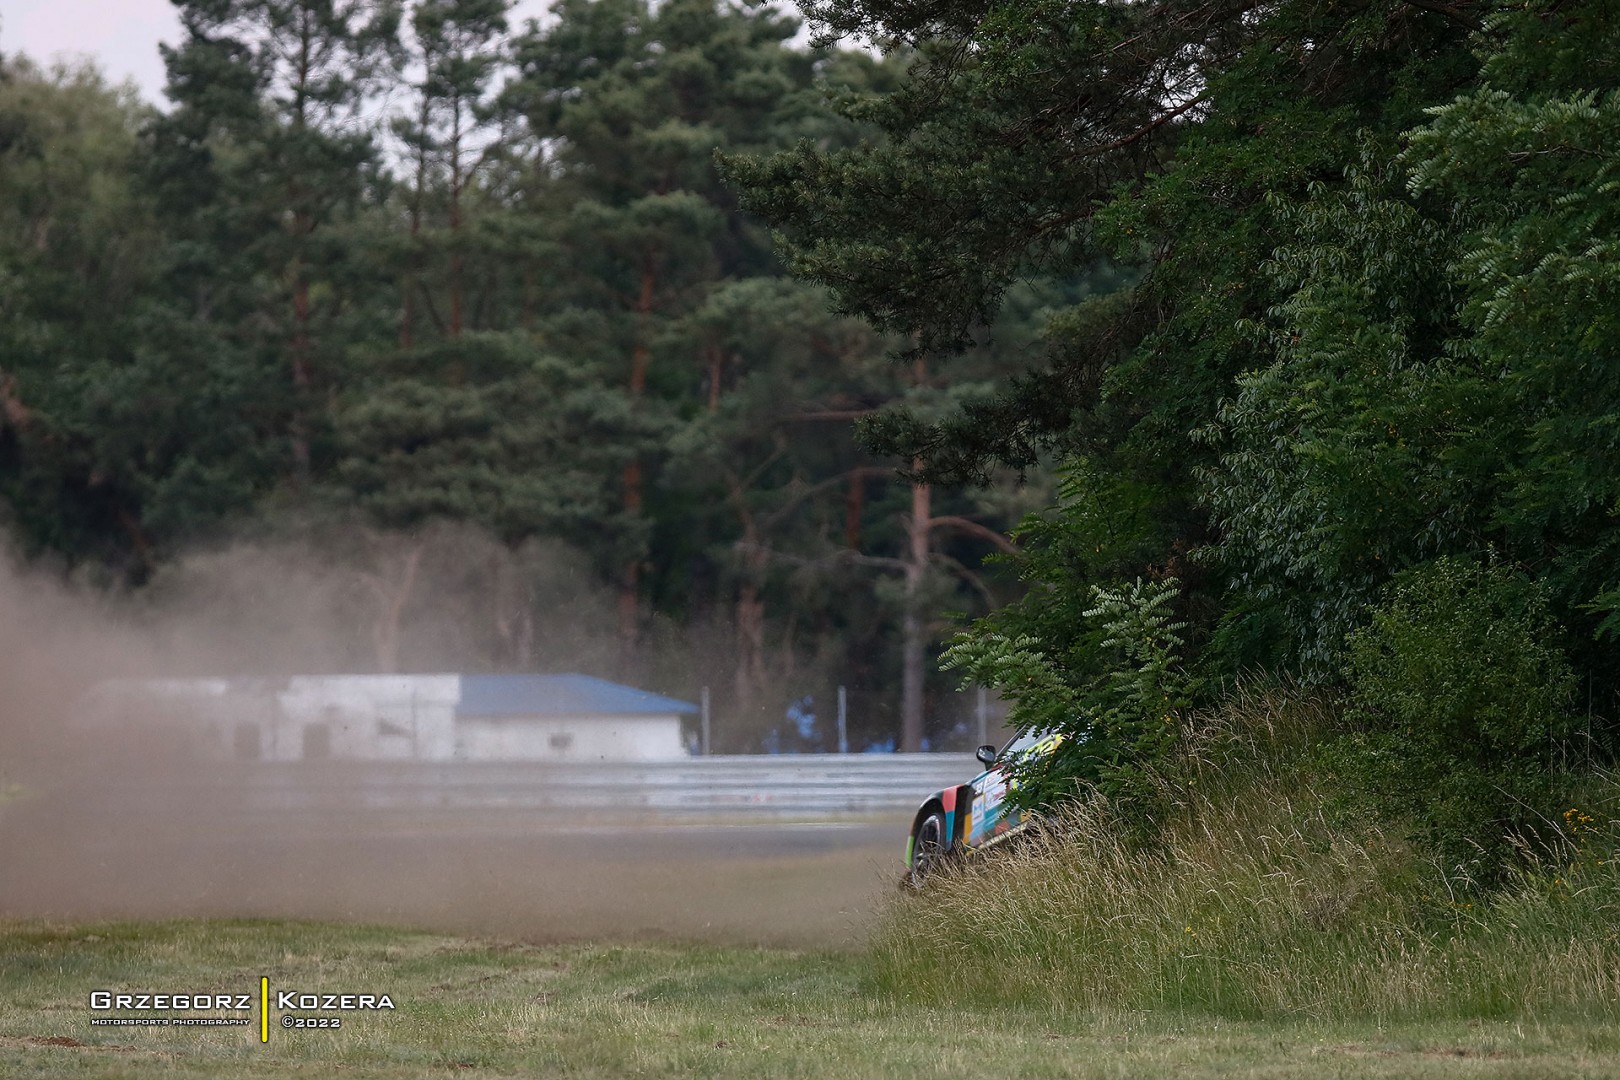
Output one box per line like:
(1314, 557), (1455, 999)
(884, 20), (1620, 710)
(1404, 1), (1620, 697)
(323, 0), (621, 581)
(329, 335), (629, 537)
(1204, 0), (1620, 709)
(1198, 163), (1476, 678)
(662, 275), (894, 725)
(0, 5), (1040, 754)
(941, 465), (1190, 803)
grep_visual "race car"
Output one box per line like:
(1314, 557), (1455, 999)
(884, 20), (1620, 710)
(903, 729), (1063, 886)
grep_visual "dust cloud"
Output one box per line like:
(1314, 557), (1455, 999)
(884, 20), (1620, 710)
(0, 531), (901, 949)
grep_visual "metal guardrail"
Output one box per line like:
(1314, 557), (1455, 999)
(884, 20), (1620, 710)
(99, 754), (982, 819)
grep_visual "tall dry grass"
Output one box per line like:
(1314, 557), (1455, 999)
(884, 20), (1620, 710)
(869, 685), (1620, 1021)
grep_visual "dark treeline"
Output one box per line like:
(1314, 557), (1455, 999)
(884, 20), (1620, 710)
(8, 0), (1615, 856)
(0, 0), (1062, 752)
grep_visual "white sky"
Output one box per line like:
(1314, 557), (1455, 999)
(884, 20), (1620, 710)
(0, 0), (555, 107)
(2, 0), (181, 102)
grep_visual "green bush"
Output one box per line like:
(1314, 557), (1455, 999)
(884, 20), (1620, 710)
(1338, 557), (1578, 879)
(941, 575), (1190, 816)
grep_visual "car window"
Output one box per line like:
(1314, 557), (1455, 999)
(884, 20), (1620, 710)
(997, 730), (1051, 763)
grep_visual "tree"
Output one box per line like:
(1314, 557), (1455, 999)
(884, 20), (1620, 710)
(393, 0), (512, 346)
(1404, 0), (1620, 705)
(507, 0), (840, 656)
(1339, 557), (1577, 878)
(1203, 0), (1620, 706)
(0, 56), (274, 575)
(152, 0), (402, 479)
(662, 275), (895, 726)
(0, 11), (1031, 753)
(728, 1), (1493, 773)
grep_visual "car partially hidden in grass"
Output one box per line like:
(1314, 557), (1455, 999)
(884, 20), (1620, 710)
(904, 730), (1063, 886)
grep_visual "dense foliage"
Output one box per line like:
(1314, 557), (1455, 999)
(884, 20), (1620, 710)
(1337, 557), (1578, 878)
(731, 0), (1619, 873)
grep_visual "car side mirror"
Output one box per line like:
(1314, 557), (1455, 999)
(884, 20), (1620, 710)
(975, 744), (998, 767)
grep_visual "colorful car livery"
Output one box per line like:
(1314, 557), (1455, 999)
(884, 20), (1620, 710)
(904, 730), (1063, 885)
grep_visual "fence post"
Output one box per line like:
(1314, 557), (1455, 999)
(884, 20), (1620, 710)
(837, 685), (848, 754)
(701, 686), (711, 756)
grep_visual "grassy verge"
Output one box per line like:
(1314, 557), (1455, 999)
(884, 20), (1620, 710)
(3, 917), (1620, 1078)
(872, 688), (1620, 1023)
(7, 689), (1619, 1077)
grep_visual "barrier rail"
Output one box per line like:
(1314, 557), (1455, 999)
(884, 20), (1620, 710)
(102, 754), (983, 820)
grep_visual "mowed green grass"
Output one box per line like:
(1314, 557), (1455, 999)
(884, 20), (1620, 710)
(2, 918), (1619, 1079)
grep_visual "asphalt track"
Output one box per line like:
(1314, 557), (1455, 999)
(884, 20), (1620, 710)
(0, 793), (909, 947)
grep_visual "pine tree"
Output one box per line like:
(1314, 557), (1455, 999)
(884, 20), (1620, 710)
(153, 0), (402, 480)
(393, 0), (512, 346)
(508, 0), (821, 656)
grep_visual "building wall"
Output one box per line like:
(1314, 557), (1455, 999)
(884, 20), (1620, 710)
(82, 676), (689, 763)
(454, 714), (686, 762)
(271, 675), (460, 762)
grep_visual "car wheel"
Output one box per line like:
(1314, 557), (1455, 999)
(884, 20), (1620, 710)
(908, 809), (950, 887)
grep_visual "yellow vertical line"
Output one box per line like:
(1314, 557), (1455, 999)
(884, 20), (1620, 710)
(260, 977), (269, 1044)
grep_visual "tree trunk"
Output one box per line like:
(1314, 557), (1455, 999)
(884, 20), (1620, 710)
(401, 94), (429, 350)
(449, 90), (464, 340)
(734, 575), (767, 731)
(492, 553), (535, 670)
(706, 343), (724, 411)
(844, 470), (864, 549)
(618, 262), (658, 655)
(290, 267), (313, 478)
(369, 540), (424, 673)
(618, 458), (643, 654)
(0, 373), (33, 431)
(116, 508), (156, 581)
(901, 458), (930, 752)
(288, 17), (314, 480)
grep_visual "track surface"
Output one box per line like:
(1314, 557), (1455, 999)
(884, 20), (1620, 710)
(0, 786), (907, 947)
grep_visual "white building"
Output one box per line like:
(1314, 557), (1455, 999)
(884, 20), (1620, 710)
(82, 674), (695, 763)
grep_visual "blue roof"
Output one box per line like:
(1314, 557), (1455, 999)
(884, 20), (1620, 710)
(456, 674), (698, 718)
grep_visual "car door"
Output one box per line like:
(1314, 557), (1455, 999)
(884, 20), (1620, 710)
(964, 731), (1057, 848)
(965, 755), (1023, 847)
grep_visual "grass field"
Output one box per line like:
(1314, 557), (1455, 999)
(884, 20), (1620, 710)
(3, 918), (1619, 1079)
